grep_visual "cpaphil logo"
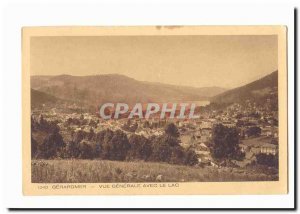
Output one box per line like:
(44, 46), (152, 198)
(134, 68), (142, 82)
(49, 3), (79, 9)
(99, 103), (200, 119)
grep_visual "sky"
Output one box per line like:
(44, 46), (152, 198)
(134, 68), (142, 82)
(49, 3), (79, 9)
(30, 35), (278, 88)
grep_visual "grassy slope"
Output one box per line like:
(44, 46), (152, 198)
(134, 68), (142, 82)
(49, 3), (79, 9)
(31, 88), (59, 106)
(31, 159), (277, 183)
(211, 70), (278, 104)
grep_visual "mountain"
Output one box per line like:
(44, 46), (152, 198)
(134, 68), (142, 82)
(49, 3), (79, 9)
(211, 71), (278, 104)
(31, 88), (60, 107)
(31, 74), (227, 106)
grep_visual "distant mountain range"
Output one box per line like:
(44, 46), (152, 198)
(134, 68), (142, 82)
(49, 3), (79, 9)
(31, 74), (226, 107)
(211, 70), (278, 104)
(31, 71), (278, 108)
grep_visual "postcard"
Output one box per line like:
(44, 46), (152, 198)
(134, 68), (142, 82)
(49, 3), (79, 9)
(22, 26), (288, 195)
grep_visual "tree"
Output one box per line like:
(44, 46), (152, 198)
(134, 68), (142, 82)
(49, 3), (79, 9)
(211, 124), (243, 160)
(73, 130), (87, 143)
(89, 119), (97, 128)
(87, 127), (95, 141)
(38, 129), (65, 159)
(256, 153), (278, 168)
(150, 134), (181, 163)
(31, 135), (38, 158)
(108, 130), (130, 160)
(183, 147), (199, 166)
(66, 140), (80, 158)
(151, 137), (173, 162)
(79, 140), (96, 159)
(169, 146), (185, 165)
(31, 116), (37, 132)
(246, 126), (261, 137)
(164, 123), (180, 138)
(38, 114), (46, 128)
(98, 129), (130, 161)
(127, 134), (152, 160)
(95, 129), (114, 159)
(149, 134), (198, 166)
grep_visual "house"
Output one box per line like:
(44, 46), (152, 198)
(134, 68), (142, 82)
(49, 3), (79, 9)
(260, 144), (277, 155)
(240, 137), (278, 156)
(200, 121), (213, 129)
(200, 127), (211, 136)
(222, 121), (236, 128)
(261, 127), (272, 136)
(261, 127), (278, 138)
(199, 135), (210, 143)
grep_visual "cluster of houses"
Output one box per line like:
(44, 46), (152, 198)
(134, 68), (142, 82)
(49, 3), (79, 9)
(32, 98), (279, 168)
(172, 101), (279, 166)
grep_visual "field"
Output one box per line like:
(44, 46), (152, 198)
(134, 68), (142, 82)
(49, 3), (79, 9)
(31, 159), (278, 183)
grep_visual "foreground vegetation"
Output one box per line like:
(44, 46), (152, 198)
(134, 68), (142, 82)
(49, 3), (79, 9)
(32, 118), (199, 166)
(31, 159), (278, 183)
(31, 115), (278, 183)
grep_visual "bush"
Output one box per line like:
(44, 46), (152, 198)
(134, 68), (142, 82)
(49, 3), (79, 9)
(79, 140), (96, 159)
(150, 134), (198, 166)
(169, 146), (185, 165)
(73, 130), (87, 143)
(66, 140), (80, 158)
(211, 124), (243, 160)
(37, 129), (65, 159)
(165, 123), (180, 138)
(95, 129), (114, 159)
(246, 126), (261, 137)
(256, 153), (278, 169)
(183, 147), (199, 166)
(127, 134), (152, 161)
(100, 130), (130, 161)
(150, 135), (177, 162)
(31, 135), (38, 158)
(32, 122), (199, 166)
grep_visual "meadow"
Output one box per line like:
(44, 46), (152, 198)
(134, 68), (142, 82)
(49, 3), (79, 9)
(31, 159), (278, 183)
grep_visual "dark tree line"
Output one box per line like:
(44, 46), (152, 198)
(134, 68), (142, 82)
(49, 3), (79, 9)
(31, 120), (199, 166)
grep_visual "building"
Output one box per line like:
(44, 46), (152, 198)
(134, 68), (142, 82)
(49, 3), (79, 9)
(240, 137), (278, 156)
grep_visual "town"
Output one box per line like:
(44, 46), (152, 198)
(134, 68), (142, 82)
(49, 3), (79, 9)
(31, 96), (279, 171)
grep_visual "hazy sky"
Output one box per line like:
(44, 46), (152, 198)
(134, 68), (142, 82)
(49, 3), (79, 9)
(30, 35), (278, 88)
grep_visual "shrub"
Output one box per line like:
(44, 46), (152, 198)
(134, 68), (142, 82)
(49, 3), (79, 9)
(37, 129), (65, 159)
(127, 134), (152, 161)
(183, 147), (199, 166)
(169, 146), (185, 165)
(256, 153), (278, 169)
(79, 140), (96, 159)
(150, 134), (198, 166)
(31, 135), (38, 158)
(107, 130), (130, 160)
(246, 126), (261, 137)
(66, 141), (80, 158)
(211, 124), (243, 160)
(96, 129), (130, 161)
(150, 135), (177, 162)
(164, 123), (180, 138)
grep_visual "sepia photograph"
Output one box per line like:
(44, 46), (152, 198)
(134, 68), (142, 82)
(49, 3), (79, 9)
(22, 26), (288, 195)
(1, 0), (296, 209)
